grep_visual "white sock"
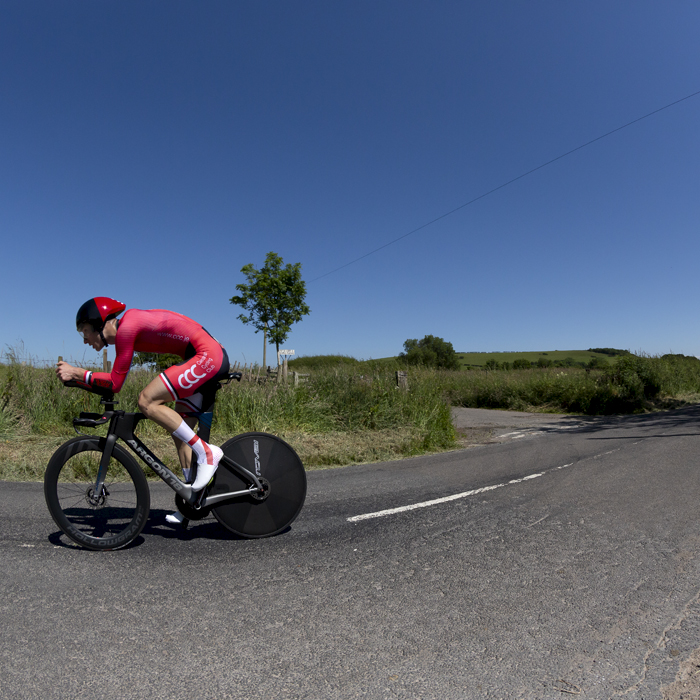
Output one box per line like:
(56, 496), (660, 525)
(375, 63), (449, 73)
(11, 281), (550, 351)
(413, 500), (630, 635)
(172, 420), (215, 466)
(172, 419), (197, 444)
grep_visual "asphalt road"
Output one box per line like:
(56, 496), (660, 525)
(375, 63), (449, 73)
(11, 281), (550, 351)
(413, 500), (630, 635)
(3, 407), (700, 699)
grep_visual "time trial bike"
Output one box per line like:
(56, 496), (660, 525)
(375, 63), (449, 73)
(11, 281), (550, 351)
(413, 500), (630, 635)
(44, 373), (307, 551)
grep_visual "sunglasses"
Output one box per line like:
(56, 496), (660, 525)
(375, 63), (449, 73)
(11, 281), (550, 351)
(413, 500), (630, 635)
(77, 325), (94, 340)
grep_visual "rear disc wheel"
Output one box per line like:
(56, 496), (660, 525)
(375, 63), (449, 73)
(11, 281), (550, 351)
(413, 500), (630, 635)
(210, 432), (306, 538)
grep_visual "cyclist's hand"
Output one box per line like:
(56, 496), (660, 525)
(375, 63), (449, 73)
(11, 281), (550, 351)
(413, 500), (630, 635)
(56, 361), (81, 383)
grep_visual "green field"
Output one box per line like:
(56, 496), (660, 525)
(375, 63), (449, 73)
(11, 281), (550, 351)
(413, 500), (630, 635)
(456, 349), (627, 369)
(303, 348), (630, 370)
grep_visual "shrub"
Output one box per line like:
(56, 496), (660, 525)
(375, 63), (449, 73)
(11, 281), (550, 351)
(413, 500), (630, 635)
(287, 355), (360, 371)
(587, 348), (630, 357)
(133, 352), (182, 372)
(605, 355), (663, 401)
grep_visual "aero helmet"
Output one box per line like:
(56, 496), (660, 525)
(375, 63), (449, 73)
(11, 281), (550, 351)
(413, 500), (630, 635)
(76, 297), (126, 332)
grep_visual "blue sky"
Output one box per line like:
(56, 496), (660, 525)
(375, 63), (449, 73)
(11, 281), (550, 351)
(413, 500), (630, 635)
(2, 1), (699, 367)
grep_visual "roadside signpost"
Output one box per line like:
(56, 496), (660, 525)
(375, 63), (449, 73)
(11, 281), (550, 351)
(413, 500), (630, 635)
(278, 350), (295, 382)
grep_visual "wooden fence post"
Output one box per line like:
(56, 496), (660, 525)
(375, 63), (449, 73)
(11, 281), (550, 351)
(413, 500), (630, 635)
(396, 370), (408, 390)
(292, 372), (309, 386)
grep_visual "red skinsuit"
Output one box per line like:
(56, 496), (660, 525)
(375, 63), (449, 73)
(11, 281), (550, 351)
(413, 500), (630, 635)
(83, 309), (224, 397)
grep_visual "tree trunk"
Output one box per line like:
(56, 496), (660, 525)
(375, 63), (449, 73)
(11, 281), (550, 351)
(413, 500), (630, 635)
(263, 327), (267, 369)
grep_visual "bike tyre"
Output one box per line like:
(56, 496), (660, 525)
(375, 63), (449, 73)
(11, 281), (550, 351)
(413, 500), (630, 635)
(44, 436), (150, 551)
(211, 432), (306, 538)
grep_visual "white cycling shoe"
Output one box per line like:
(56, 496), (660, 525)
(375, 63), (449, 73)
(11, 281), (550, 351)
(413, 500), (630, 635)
(165, 448), (222, 524)
(191, 445), (223, 491)
(165, 511), (185, 525)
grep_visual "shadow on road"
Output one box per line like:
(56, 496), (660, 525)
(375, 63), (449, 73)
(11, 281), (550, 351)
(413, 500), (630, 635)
(550, 403), (700, 436)
(46, 512), (294, 550)
(452, 403), (700, 446)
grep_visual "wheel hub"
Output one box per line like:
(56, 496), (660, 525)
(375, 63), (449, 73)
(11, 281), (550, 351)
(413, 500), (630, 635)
(250, 477), (270, 501)
(85, 487), (107, 508)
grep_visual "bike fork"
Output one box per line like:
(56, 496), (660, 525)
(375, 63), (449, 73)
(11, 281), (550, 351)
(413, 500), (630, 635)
(93, 431), (118, 499)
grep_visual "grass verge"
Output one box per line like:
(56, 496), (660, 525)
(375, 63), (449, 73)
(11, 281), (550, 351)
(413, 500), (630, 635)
(0, 427), (444, 482)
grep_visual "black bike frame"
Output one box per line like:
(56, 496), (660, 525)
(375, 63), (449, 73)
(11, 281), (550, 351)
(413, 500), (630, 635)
(114, 411), (264, 507)
(69, 374), (262, 509)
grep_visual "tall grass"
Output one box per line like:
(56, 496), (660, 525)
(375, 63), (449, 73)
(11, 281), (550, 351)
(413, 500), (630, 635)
(439, 353), (700, 414)
(3, 353), (700, 435)
(0, 362), (456, 476)
(2, 352), (699, 479)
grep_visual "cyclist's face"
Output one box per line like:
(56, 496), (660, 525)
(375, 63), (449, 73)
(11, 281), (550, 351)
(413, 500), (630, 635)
(78, 324), (103, 351)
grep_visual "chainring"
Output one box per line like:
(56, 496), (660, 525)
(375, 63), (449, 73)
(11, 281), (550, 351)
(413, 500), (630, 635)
(174, 495), (211, 521)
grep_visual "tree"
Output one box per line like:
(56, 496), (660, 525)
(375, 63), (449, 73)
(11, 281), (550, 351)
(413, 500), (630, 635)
(230, 251), (311, 367)
(133, 352), (182, 373)
(399, 335), (460, 370)
(512, 358), (531, 370)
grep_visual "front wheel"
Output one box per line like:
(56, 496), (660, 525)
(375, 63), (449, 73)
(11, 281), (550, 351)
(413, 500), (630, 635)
(210, 432), (306, 538)
(44, 437), (151, 551)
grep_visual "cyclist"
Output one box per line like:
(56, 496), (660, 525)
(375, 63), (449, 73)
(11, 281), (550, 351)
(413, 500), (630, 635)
(56, 297), (230, 524)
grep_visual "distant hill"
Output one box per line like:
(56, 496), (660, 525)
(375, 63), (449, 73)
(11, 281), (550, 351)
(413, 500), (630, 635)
(457, 349), (630, 369)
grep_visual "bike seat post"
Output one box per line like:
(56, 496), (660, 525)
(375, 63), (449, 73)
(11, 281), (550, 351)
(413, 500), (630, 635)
(194, 381), (222, 443)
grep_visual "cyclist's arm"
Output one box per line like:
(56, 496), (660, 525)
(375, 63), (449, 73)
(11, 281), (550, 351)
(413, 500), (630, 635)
(82, 369), (116, 391)
(83, 343), (134, 392)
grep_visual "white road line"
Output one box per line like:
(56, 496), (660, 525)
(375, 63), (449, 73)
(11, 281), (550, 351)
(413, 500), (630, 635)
(347, 472), (545, 523)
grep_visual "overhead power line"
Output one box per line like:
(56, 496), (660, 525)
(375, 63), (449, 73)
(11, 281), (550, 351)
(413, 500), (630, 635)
(311, 89), (700, 283)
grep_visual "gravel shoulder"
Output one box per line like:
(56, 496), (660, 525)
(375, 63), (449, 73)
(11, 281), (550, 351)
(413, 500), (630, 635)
(451, 406), (585, 446)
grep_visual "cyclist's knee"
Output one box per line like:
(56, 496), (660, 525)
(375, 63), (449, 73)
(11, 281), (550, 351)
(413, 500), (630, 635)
(138, 378), (172, 417)
(137, 392), (150, 415)
(138, 390), (161, 417)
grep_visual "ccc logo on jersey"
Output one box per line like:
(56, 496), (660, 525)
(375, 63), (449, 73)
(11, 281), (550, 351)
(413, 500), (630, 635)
(178, 367), (207, 390)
